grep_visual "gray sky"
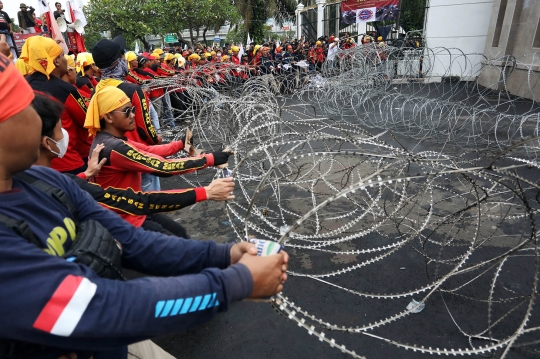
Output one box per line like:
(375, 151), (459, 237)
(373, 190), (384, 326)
(2, 0), (88, 22)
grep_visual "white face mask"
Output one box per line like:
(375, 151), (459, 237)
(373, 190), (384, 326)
(47, 128), (69, 158)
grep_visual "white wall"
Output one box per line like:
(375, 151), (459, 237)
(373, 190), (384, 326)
(424, 0), (494, 78)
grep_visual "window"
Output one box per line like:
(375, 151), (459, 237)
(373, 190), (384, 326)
(492, 0), (508, 47)
(534, 17), (540, 48)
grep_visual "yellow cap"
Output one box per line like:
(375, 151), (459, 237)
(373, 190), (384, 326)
(231, 46), (240, 52)
(164, 53), (175, 61)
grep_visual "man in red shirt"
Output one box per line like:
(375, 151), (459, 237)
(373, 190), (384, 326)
(92, 38), (159, 147)
(22, 36), (90, 174)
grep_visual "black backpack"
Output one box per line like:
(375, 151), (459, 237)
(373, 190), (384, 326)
(0, 172), (124, 280)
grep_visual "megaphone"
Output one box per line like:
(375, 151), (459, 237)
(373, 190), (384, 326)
(73, 19), (84, 34)
(57, 17), (67, 32)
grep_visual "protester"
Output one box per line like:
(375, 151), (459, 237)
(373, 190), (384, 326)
(75, 52), (99, 94)
(327, 37), (339, 70)
(0, 1), (15, 59)
(33, 91), (235, 238)
(0, 50), (288, 358)
(17, 3), (35, 34)
(83, 86), (232, 230)
(53, 1), (73, 44)
(22, 37), (91, 174)
(92, 37), (159, 146)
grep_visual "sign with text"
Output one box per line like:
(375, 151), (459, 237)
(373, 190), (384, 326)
(13, 33), (50, 53)
(341, 0), (400, 24)
(165, 35), (178, 43)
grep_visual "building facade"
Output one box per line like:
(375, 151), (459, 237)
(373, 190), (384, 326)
(478, 0), (540, 100)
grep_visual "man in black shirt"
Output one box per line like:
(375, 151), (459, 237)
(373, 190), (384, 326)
(17, 3), (35, 34)
(53, 2), (71, 46)
(0, 1), (15, 58)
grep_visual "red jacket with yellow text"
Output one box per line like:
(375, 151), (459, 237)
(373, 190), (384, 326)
(89, 131), (217, 226)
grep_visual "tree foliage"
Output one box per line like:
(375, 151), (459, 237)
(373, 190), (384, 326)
(84, 0), (240, 50)
(160, 0), (240, 46)
(233, 0), (296, 43)
(399, 0), (428, 32)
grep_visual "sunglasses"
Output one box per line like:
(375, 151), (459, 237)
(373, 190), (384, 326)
(111, 106), (136, 117)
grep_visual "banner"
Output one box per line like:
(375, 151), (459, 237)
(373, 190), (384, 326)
(13, 33), (50, 53)
(341, 0), (400, 25)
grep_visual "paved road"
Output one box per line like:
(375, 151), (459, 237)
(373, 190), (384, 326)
(135, 92), (540, 359)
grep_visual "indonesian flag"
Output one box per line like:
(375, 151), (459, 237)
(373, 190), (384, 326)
(33, 275), (97, 336)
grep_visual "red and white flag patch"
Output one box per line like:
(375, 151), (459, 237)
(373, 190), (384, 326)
(33, 275), (97, 336)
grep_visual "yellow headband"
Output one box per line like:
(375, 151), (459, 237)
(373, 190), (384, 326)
(20, 37), (63, 79)
(65, 54), (76, 69)
(76, 52), (95, 75)
(84, 86), (131, 136)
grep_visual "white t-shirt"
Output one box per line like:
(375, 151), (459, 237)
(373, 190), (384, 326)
(327, 43), (338, 61)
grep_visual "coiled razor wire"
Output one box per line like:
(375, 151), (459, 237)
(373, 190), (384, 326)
(148, 41), (540, 358)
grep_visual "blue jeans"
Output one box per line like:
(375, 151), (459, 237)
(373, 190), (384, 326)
(149, 102), (161, 131)
(162, 93), (175, 128)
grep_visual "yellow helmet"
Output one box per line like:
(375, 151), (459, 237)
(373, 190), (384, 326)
(253, 44), (261, 55)
(316, 41), (322, 46)
(231, 46), (240, 52)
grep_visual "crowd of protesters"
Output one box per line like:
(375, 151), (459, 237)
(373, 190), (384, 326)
(0, 23), (290, 358)
(0, 4), (415, 353)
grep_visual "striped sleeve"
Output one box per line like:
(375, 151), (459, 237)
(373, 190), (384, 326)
(71, 175), (206, 216)
(108, 140), (214, 176)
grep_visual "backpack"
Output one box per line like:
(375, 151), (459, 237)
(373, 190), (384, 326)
(0, 172), (124, 281)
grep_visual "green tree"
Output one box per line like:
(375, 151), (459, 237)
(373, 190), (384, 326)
(84, 0), (162, 51)
(399, 0), (427, 32)
(10, 19), (20, 32)
(83, 27), (105, 51)
(160, 0), (240, 47)
(234, 0), (296, 43)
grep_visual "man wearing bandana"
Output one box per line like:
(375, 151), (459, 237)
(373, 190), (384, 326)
(92, 38), (160, 147)
(22, 37), (91, 174)
(75, 52), (99, 94)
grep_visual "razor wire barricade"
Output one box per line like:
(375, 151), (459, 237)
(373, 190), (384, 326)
(140, 42), (540, 358)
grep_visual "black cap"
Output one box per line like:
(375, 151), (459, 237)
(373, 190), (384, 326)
(92, 39), (122, 69)
(137, 55), (147, 67)
(112, 35), (126, 54)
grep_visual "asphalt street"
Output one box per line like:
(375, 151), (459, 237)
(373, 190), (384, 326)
(130, 88), (540, 359)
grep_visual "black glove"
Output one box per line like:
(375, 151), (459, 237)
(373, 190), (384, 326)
(211, 151), (231, 166)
